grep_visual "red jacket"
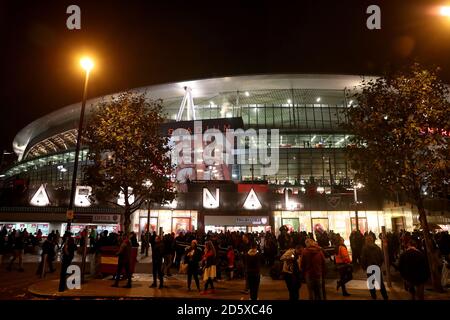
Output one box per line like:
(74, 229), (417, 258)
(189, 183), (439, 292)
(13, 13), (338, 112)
(227, 250), (235, 267)
(335, 245), (351, 264)
(301, 246), (326, 279)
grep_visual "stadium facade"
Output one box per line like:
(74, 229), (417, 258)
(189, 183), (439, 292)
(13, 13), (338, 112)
(1, 74), (449, 240)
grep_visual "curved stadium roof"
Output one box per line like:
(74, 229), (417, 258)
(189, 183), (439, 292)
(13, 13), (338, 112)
(13, 74), (372, 161)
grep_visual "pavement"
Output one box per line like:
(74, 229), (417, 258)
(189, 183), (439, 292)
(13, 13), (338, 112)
(2, 252), (449, 300)
(26, 273), (450, 300)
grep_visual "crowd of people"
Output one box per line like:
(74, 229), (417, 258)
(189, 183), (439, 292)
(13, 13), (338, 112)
(110, 226), (449, 300)
(1, 224), (449, 299)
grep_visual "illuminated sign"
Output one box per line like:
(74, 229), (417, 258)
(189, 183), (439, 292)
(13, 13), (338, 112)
(235, 217), (268, 225)
(30, 184), (50, 206)
(75, 186), (92, 207)
(243, 188), (262, 210)
(203, 187), (220, 209)
(92, 214), (120, 223)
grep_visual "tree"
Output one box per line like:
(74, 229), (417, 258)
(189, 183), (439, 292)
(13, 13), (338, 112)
(84, 92), (176, 232)
(343, 63), (450, 292)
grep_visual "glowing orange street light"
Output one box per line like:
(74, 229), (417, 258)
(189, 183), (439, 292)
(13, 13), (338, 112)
(80, 57), (94, 73)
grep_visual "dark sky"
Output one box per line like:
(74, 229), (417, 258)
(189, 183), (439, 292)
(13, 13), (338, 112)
(1, 0), (450, 155)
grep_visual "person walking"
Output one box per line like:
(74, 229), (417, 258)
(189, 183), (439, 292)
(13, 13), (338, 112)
(280, 244), (303, 300)
(7, 230), (24, 272)
(149, 235), (165, 288)
(350, 230), (364, 268)
(398, 238), (430, 300)
(335, 237), (352, 296)
(301, 239), (326, 300)
(201, 241), (217, 295)
(140, 231), (147, 255)
(36, 233), (56, 275)
(112, 233), (133, 288)
(185, 240), (202, 291)
(163, 233), (175, 277)
(58, 233), (77, 292)
(246, 242), (262, 300)
(360, 235), (388, 300)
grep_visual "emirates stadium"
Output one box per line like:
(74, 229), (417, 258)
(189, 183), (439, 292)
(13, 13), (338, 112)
(0, 74), (449, 239)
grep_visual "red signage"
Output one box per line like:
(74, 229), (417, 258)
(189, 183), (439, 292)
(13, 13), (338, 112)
(237, 183), (268, 193)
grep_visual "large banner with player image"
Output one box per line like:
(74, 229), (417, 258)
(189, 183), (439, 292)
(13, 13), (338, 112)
(162, 118), (279, 192)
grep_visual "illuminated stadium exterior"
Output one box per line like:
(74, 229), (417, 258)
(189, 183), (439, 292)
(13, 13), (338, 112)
(1, 74), (449, 239)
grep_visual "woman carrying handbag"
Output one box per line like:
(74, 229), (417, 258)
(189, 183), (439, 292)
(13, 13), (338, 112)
(335, 236), (352, 296)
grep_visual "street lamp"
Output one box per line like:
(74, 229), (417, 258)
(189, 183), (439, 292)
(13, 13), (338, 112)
(66, 57), (94, 232)
(60, 57), (94, 292)
(440, 6), (450, 17)
(353, 182), (364, 232)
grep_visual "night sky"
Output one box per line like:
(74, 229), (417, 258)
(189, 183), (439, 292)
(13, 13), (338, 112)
(1, 0), (450, 155)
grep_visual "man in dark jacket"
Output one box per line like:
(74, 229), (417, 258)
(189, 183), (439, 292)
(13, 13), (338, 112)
(163, 233), (175, 276)
(36, 234), (56, 275)
(112, 233), (132, 288)
(350, 230), (364, 268)
(246, 242), (261, 300)
(360, 235), (388, 300)
(59, 233), (77, 292)
(301, 239), (326, 300)
(150, 235), (165, 288)
(399, 238), (430, 300)
(185, 240), (202, 291)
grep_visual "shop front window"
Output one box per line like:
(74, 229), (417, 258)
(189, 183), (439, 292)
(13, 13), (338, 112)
(139, 217), (158, 234)
(172, 217), (191, 234)
(350, 217), (368, 234)
(282, 218), (299, 233)
(311, 218), (329, 233)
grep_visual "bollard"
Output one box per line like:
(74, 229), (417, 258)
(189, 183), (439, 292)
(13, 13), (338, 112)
(90, 252), (95, 276)
(41, 254), (48, 278)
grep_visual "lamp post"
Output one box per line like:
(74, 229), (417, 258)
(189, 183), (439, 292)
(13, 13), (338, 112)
(59, 57), (94, 292)
(353, 182), (363, 232)
(66, 57), (94, 232)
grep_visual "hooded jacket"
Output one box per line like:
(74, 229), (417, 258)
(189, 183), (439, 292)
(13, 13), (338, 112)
(360, 243), (384, 270)
(399, 247), (430, 285)
(301, 245), (326, 279)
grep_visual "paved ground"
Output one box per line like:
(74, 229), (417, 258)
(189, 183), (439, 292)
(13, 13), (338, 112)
(1, 252), (449, 300)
